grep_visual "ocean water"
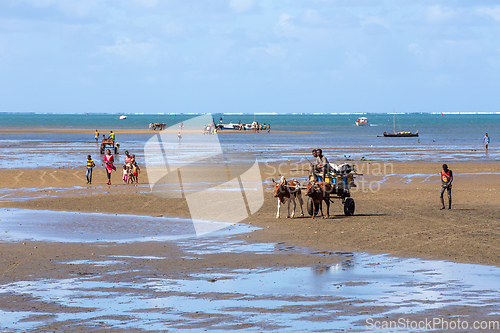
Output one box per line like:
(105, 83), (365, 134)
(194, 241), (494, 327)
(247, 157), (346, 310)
(0, 113), (498, 169)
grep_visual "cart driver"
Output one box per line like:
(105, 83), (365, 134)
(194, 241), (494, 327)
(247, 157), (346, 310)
(309, 149), (319, 180)
(315, 149), (331, 182)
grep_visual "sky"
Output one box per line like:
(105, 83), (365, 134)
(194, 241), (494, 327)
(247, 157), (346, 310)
(1, 0), (500, 114)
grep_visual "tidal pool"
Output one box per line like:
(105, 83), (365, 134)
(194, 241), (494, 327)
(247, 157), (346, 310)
(0, 208), (499, 332)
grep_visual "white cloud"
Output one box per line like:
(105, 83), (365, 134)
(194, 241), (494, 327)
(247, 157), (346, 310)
(426, 5), (456, 24)
(132, 0), (160, 8)
(274, 13), (297, 37)
(476, 6), (500, 22)
(162, 22), (185, 39)
(359, 15), (388, 29)
(345, 52), (368, 70)
(251, 44), (286, 57)
(229, 0), (254, 13)
(303, 9), (328, 26)
(100, 37), (159, 64)
(19, 0), (100, 18)
(408, 43), (421, 55)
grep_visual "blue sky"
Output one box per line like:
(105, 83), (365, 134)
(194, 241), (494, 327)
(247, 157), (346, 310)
(1, 0), (499, 114)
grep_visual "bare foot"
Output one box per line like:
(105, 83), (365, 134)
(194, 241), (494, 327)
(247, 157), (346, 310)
(440, 207), (446, 210)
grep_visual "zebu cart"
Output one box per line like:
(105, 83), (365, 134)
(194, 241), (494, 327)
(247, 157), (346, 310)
(306, 163), (358, 216)
(100, 137), (119, 155)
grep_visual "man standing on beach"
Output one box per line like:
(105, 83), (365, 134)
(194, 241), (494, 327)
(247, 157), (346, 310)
(110, 131), (115, 140)
(440, 164), (453, 210)
(483, 133), (490, 150)
(95, 130), (99, 142)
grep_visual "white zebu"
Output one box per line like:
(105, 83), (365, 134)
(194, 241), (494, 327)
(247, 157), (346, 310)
(272, 176), (304, 218)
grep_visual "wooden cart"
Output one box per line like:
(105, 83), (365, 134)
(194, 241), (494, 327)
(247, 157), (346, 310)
(306, 165), (358, 216)
(100, 137), (118, 154)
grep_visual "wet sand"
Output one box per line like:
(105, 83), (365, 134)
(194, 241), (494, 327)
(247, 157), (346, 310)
(1, 161), (499, 330)
(0, 162), (499, 266)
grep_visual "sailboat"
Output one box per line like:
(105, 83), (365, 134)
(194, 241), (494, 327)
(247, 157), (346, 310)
(383, 106), (418, 137)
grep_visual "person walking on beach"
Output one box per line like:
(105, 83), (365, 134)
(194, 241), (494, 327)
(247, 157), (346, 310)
(440, 164), (453, 210)
(94, 130), (99, 142)
(86, 155), (95, 184)
(483, 133), (490, 150)
(178, 132), (182, 141)
(104, 149), (116, 185)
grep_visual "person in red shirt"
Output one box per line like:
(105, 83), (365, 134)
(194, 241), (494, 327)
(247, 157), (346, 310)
(440, 164), (453, 210)
(104, 149), (116, 185)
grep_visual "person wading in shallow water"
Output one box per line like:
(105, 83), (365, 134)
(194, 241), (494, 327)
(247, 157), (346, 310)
(440, 164), (453, 210)
(483, 133), (490, 150)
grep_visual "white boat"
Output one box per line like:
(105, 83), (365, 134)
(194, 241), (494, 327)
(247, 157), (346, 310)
(216, 121), (258, 130)
(119, 115), (127, 119)
(355, 117), (369, 126)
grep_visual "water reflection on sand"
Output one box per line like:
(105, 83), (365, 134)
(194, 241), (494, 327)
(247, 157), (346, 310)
(0, 208), (499, 331)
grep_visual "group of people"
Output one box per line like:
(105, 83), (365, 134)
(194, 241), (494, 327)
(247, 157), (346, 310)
(122, 151), (140, 184)
(95, 129), (115, 142)
(309, 148), (331, 182)
(149, 123), (166, 130)
(307, 148), (455, 210)
(85, 150), (140, 185)
(253, 122), (270, 133)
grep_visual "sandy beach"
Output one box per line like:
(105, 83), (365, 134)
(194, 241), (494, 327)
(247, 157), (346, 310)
(1, 161), (499, 265)
(1, 152), (499, 330)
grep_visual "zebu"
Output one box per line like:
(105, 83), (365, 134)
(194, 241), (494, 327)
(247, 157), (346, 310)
(305, 182), (332, 219)
(272, 176), (304, 218)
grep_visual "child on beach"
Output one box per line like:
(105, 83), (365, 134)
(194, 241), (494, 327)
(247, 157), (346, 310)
(132, 162), (140, 183)
(86, 155), (95, 184)
(122, 165), (128, 184)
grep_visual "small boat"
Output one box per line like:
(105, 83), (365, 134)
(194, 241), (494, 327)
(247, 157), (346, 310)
(383, 130), (418, 137)
(355, 117), (370, 126)
(119, 115), (127, 120)
(382, 106), (418, 137)
(216, 121), (258, 130)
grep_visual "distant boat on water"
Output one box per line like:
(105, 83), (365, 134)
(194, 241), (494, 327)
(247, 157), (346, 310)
(383, 130), (418, 137)
(355, 117), (370, 126)
(382, 106), (418, 137)
(119, 115), (127, 119)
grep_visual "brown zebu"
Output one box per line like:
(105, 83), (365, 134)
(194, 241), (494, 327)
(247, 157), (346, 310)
(305, 182), (332, 219)
(272, 176), (304, 218)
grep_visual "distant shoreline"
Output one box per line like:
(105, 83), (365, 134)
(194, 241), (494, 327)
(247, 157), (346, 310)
(2, 112), (500, 115)
(0, 128), (308, 135)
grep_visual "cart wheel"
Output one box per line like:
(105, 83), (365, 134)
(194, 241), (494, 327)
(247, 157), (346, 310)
(307, 197), (320, 216)
(344, 198), (355, 216)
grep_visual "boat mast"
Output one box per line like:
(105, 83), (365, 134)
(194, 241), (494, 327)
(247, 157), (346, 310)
(392, 105), (395, 134)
